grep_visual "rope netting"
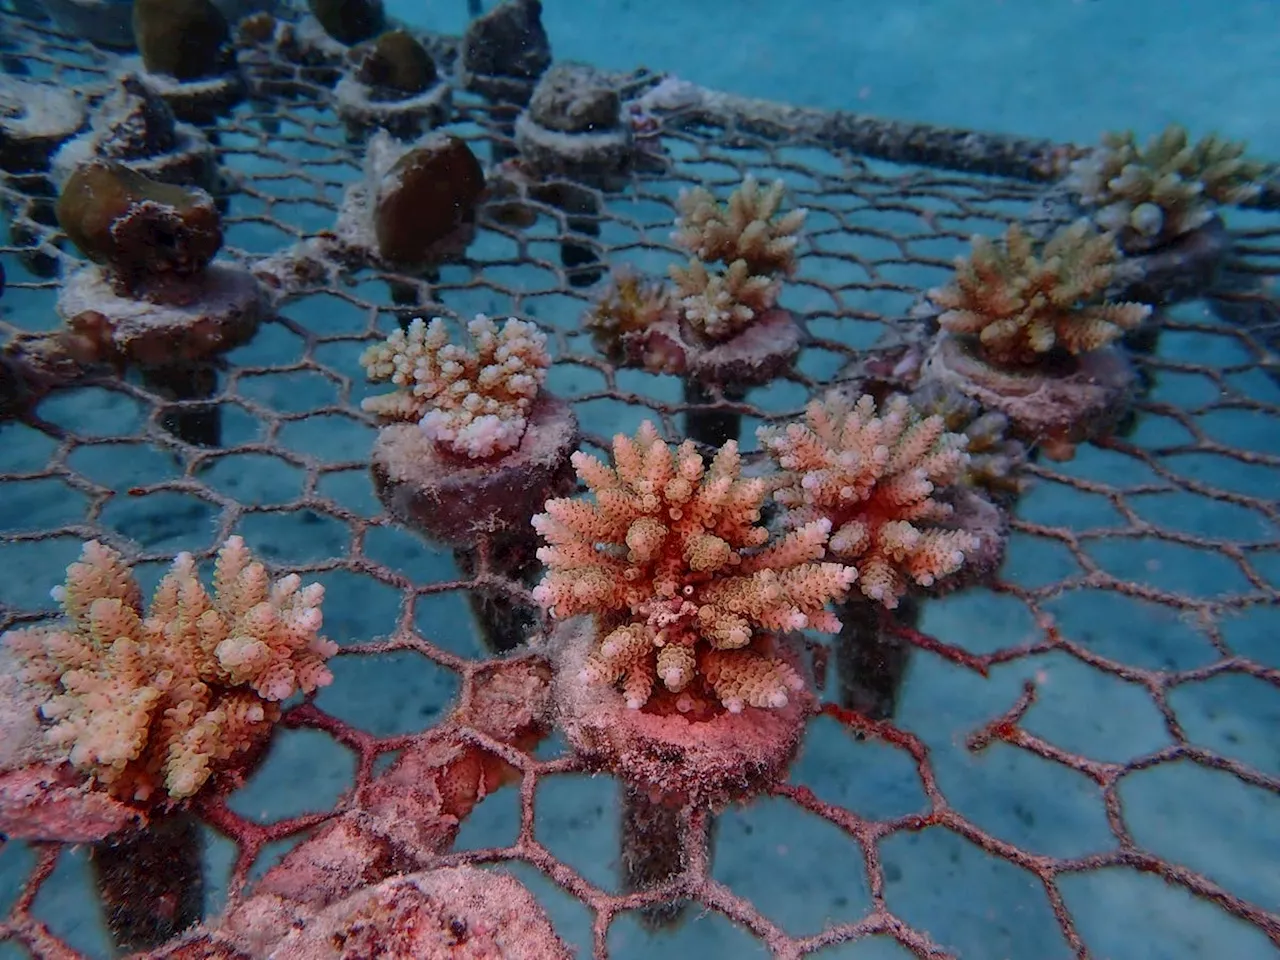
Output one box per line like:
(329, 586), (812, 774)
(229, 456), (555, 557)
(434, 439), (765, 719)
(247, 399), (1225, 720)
(0, 7), (1278, 959)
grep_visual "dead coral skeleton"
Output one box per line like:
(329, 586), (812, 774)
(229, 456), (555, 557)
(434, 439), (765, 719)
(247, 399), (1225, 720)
(1066, 125), (1264, 252)
(532, 422), (854, 712)
(360, 314), (552, 460)
(759, 392), (979, 609)
(3, 537), (337, 804)
(926, 220), (1151, 366)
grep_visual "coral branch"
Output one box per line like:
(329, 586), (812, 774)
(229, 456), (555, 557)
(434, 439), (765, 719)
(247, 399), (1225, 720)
(670, 257), (780, 342)
(673, 175), (806, 277)
(360, 314), (551, 459)
(533, 423), (854, 712)
(3, 538), (337, 805)
(926, 221), (1150, 366)
(1067, 125), (1264, 252)
(759, 393), (978, 609)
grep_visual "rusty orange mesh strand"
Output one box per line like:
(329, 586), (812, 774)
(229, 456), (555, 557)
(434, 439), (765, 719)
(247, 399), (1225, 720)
(0, 12), (1279, 960)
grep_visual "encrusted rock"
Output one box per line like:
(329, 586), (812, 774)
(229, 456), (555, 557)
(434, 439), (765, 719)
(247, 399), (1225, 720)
(460, 0), (551, 105)
(335, 31), (452, 141)
(528, 62), (621, 133)
(334, 131), (485, 267)
(371, 396), (578, 545)
(0, 77), (86, 173)
(308, 0), (385, 45)
(921, 331), (1135, 461)
(56, 261), (266, 367)
(133, 0), (232, 81)
(515, 62), (632, 183)
(355, 30), (436, 95)
(551, 618), (813, 809)
(56, 159), (223, 300)
(268, 868), (570, 959)
(50, 75), (219, 193)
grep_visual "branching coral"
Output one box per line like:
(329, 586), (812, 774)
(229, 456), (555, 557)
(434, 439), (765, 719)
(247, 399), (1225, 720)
(1067, 125), (1264, 252)
(669, 175), (806, 343)
(673, 175), (806, 276)
(759, 393), (979, 609)
(926, 221), (1151, 366)
(669, 257), (781, 342)
(532, 423), (854, 712)
(3, 537), (337, 804)
(910, 380), (1027, 501)
(583, 266), (674, 363)
(361, 314), (551, 460)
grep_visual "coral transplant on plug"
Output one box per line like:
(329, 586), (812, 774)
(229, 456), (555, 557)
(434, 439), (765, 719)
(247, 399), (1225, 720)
(669, 174), (805, 360)
(361, 313), (577, 653)
(361, 314), (552, 460)
(533, 422), (854, 713)
(759, 392), (981, 610)
(927, 220), (1151, 366)
(2, 537), (337, 807)
(1066, 124), (1264, 254)
(921, 220), (1149, 459)
(584, 175), (807, 383)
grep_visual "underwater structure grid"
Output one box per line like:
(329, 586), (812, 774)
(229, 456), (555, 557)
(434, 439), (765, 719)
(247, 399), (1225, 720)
(0, 5), (1279, 958)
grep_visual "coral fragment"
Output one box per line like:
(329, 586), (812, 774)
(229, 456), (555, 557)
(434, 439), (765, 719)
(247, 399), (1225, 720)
(927, 221), (1150, 366)
(1067, 125), (1264, 252)
(3, 538), (337, 804)
(759, 393), (979, 608)
(533, 423), (854, 710)
(361, 315), (552, 460)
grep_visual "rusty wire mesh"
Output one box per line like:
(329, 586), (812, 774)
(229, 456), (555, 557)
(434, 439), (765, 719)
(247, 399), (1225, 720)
(1, 8), (1279, 959)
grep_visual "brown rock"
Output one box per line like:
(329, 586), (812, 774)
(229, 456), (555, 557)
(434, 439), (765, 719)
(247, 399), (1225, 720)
(355, 30), (438, 98)
(56, 159), (222, 298)
(528, 62), (621, 133)
(133, 0), (231, 82)
(373, 134), (485, 264)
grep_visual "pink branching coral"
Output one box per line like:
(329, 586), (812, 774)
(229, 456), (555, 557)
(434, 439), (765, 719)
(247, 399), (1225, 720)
(532, 423), (854, 712)
(3, 537), (337, 804)
(758, 393), (979, 609)
(926, 221), (1151, 366)
(360, 314), (552, 460)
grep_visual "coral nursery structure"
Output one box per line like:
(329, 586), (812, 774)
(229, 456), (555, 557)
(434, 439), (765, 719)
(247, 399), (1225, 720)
(0, 5), (1278, 960)
(584, 174), (809, 447)
(362, 314), (577, 652)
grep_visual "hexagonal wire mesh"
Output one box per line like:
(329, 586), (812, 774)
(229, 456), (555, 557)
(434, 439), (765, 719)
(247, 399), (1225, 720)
(1, 7), (1279, 959)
